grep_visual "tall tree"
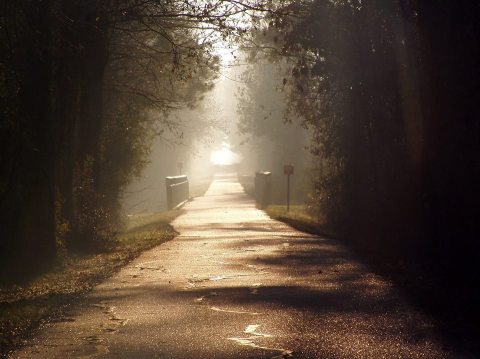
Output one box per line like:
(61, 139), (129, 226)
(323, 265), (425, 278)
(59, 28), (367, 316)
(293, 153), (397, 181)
(268, 0), (480, 271)
(0, 0), (280, 276)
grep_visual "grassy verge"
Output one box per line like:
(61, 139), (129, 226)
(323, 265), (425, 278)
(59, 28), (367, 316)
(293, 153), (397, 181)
(264, 204), (335, 238)
(0, 210), (182, 358)
(265, 204), (480, 355)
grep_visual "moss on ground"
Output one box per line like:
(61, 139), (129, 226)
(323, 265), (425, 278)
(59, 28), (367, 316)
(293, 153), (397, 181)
(0, 210), (182, 358)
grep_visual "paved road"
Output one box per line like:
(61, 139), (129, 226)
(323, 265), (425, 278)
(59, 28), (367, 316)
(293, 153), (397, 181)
(10, 175), (469, 358)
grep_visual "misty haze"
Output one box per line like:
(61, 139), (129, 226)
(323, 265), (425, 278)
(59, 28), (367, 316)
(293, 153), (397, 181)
(1, 1), (479, 358)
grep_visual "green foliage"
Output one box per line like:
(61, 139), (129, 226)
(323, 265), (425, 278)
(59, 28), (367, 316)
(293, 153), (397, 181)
(73, 156), (116, 249)
(262, 0), (480, 273)
(54, 188), (70, 248)
(97, 10), (221, 229)
(263, 0), (416, 242)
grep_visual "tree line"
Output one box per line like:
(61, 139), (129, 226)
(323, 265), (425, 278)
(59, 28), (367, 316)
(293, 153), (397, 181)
(0, 0), (270, 278)
(239, 0), (480, 292)
(2, 1), (480, 303)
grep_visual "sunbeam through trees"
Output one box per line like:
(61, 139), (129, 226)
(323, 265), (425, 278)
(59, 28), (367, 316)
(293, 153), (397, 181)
(1, 0), (480, 357)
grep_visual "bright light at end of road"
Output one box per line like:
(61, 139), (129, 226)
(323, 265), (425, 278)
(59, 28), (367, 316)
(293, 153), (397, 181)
(210, 143), (240, 166)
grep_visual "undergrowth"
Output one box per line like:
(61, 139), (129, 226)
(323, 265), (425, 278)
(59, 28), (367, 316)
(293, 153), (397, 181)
(0, 210), (182, 358)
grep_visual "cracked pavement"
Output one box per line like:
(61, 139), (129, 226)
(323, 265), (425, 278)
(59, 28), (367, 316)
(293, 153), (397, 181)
(9, 174), (471, 358)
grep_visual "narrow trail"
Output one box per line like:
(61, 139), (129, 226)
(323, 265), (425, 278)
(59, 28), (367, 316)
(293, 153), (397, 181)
(10, 174), (468, 358)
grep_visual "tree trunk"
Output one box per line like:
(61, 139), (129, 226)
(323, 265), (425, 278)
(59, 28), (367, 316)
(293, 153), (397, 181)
(0, 0), (57, 276)
(69, 3), (110, 248)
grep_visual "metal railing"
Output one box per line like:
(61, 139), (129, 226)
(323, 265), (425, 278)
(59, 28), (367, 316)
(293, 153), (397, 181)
(166, 175), (189, 210)
(255, 171), (272, 208)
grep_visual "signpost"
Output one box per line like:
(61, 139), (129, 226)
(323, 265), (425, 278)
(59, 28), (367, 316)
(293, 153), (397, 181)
(283, 164), (294, 212)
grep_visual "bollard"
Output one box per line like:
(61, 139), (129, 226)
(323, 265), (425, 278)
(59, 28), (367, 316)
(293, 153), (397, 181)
(166, 175), (189, 210)
(255, 171), (272, 208)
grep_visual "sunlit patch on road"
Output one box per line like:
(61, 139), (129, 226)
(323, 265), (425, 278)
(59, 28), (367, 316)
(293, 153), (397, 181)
(209, 307), (261, 315)
(228, 324), (293, 358)
(10, 175), (463, 358)
(209, 273), (255, 281)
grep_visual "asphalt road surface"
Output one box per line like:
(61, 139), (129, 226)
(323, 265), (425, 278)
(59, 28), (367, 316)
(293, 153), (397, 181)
(10, 174), (471, 358)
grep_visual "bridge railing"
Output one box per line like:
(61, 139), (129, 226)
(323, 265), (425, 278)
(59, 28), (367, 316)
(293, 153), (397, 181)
(166, 175), (189, 210)
(255, 171), (272, 208)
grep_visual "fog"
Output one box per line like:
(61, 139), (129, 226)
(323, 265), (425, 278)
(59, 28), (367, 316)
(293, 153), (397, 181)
(121, 44), (313, 215)
(2, 1), (480, 356)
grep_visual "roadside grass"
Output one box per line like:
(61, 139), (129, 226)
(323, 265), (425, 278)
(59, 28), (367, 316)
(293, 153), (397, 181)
(237, 175), (331, 236)
(266, 206), (480, 355)
(266, 204), (316, 225)
(264, 204), (335, 238)
(0, 209), (182, 358)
